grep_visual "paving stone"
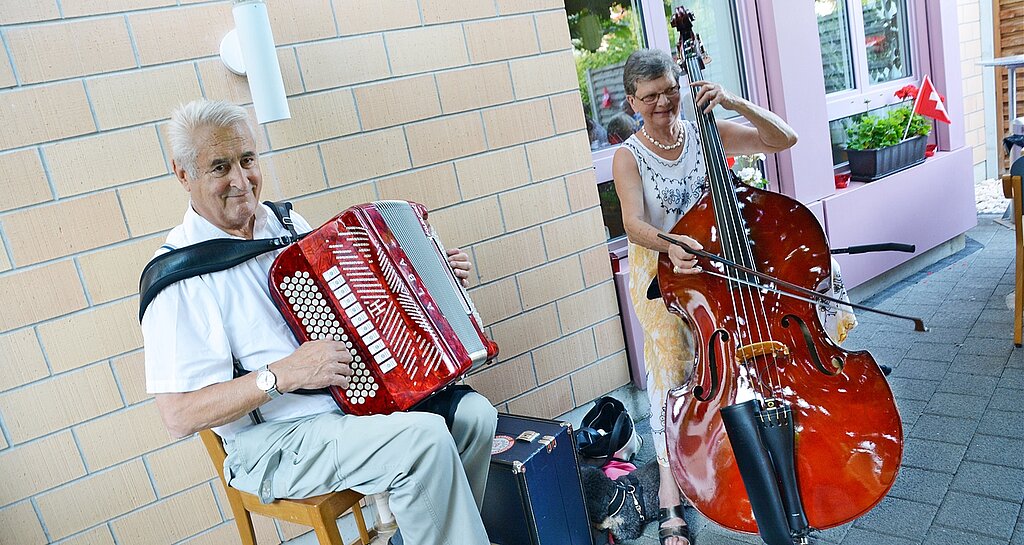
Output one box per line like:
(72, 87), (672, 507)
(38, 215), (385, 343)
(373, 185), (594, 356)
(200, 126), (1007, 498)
(909, 413), (980, 445)
(888, 377), (938, 402)
(988, 387), (1024, 413)
(896, 304), (941, 320)
(811, 523), (851, 543)
(950, 350), (1015, 376)
(958, 336), (1017, 358)
(934, 372), (1000, 396)
(906, 341), (962, 363)
(1009, 347), (1023, 369)
(966, 266), (1010, 279)
(924, 392), (989, 420)
(949, 461), (1024, 503)
(902, 438), (969, 473)
(1013, 516), (1024, 545)
(932, 490), (1019, 541)
(887, 466), (954, 506)
(928, 311), (985, 329)
(864, 346), (909, 369)
(949, 353), (1011, 377)
(891, 358), (950, 381)
(896, 398), (927, 429)
(1001, 367), (1024, 390)
(977, 409), (1024, 440)
(965, 435), (1024, 470)
(918, 325), (971, 344)
(851, 496), (937, 539)
(839, 527), (920, 545)
(924, 524), (1014, 545)
(979, 308), (1017, 325)
(957, 277), (1003, 292)
(970, 320), (1015, 340)
(863, 331), (926, 351)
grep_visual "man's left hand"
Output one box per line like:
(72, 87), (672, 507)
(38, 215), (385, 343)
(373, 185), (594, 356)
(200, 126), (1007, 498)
(446, 248), (472, 286)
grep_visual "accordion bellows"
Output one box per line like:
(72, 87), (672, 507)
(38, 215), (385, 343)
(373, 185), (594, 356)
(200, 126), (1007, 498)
(269, 201), (498, 415)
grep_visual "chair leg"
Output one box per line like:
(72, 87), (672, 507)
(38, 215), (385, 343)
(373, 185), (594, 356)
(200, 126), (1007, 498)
(231, 510), (259, 545)
(1015, 257), (1022, 346)
(1015, 189), (1024, 347)
(310, 514), (345, 545)
(352, 503), (371, 545)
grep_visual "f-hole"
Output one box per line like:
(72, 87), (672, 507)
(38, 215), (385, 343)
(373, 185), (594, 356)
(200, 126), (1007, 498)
(695, 329), (729, 401)
(780, 314), (844, 376)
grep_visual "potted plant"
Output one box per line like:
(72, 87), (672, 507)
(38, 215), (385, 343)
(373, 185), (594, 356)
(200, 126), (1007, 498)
(844, 85), (932, 182)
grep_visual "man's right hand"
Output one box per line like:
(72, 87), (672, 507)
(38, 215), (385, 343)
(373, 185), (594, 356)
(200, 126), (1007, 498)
(274, 339), (353, 392)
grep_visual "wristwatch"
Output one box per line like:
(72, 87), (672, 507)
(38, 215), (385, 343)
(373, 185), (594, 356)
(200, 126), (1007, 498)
(255, 365), (282, 399)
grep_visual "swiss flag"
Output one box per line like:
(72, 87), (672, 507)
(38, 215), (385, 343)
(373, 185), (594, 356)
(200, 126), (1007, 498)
(913, 75), (952, 124)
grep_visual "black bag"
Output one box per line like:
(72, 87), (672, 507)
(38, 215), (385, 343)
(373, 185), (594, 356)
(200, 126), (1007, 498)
(575, 396), (641, 462)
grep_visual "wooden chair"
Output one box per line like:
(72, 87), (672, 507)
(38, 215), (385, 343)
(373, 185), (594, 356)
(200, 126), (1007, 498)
(199, 429), (374, 545)
(1003, 170), (1023, 347)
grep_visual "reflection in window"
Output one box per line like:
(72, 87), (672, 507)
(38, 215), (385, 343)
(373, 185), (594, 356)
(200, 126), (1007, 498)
(597, 180), (627, 240)
(862, 0), (912, 84)
(568, 0), (645, 151)
(817, 0), (854, 93)
(668, 0), (747, 120)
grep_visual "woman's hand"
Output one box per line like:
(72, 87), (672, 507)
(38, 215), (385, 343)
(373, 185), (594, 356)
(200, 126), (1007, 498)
(691, 80), (740, 113)
(665, 234), (704, 274)
(446, 248), (473, 286)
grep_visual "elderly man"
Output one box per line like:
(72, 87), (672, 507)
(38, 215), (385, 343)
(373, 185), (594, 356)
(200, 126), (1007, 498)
(142, 99), (495, 545)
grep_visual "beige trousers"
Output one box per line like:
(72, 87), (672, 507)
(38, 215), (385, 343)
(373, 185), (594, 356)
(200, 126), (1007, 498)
(223, 393), (497, 545)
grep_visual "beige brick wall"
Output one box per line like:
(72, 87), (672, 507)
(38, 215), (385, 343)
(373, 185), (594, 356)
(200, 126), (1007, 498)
(958, 0), (989, 176)
(0, 2), (623, 544)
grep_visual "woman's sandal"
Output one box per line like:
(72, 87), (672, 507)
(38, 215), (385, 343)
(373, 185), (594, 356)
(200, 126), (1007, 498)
(659, 504), (692, 545)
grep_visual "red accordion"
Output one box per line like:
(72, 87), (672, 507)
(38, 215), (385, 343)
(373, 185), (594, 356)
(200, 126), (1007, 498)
(268, 201), (498, 416)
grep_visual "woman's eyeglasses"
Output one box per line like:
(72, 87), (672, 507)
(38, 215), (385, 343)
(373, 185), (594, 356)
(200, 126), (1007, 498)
(634, 85), (681, 105)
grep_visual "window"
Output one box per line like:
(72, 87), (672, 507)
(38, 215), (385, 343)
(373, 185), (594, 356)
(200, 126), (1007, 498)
(668, 0), (748, 121)
(817, 0), (918, 167)
(568, 0), (647, 152)
(818, 1), (854, 93)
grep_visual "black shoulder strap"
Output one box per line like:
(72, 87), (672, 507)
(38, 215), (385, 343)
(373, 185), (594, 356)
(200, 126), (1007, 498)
(137, 201), (298, 322)
(264, 200), (298, 238)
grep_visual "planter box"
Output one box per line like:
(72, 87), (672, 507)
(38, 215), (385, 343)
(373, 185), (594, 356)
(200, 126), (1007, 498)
(846, 135), (928, 182)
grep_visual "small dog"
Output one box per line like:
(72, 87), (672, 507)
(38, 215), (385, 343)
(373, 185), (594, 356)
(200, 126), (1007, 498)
(580, 460), (661, 542)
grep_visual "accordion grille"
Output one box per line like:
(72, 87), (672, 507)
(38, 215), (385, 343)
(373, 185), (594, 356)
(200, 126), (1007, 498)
(375, 201), (487, 362)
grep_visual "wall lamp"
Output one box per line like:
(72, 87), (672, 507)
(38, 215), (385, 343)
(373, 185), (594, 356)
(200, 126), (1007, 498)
(219, 0), (291, 124)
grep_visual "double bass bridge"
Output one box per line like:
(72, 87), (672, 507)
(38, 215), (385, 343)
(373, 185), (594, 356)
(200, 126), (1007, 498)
(735, 341), (790, 364)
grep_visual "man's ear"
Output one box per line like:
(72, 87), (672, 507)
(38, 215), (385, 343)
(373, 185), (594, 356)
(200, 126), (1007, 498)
(171, 159), (191, 192)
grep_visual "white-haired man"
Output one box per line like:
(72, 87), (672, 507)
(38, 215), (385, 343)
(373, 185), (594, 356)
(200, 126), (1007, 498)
(142, 99), (495, 545)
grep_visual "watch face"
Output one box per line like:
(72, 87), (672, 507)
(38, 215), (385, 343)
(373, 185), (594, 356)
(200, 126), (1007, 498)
(256, 370), (275, 390)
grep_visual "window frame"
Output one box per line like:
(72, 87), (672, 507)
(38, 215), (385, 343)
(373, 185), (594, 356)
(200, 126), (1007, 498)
(823, 0), (924, 123)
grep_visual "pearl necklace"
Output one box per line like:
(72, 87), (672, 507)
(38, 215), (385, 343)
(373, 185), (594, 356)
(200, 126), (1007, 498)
(641, 121), (684, 151)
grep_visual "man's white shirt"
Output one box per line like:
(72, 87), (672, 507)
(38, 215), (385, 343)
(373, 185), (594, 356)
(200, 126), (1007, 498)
(142, 203), (337, 439)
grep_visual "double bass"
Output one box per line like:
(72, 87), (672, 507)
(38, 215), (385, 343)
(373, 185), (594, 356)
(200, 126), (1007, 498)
(658, 9), (907, 544)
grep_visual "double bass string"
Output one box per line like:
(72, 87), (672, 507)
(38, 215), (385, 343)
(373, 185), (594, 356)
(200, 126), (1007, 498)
(684, 54), (786, 402)
(683, 56), (770, 397)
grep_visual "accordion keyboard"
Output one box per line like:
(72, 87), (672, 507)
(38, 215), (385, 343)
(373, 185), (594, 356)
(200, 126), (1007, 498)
(276, 270), (381, 406)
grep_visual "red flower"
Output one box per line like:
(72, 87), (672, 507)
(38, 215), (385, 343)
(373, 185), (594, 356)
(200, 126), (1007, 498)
(894, 85), (919, 100)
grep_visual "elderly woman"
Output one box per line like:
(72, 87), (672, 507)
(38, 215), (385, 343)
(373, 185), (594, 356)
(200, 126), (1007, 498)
(611, 48), (798, 545)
